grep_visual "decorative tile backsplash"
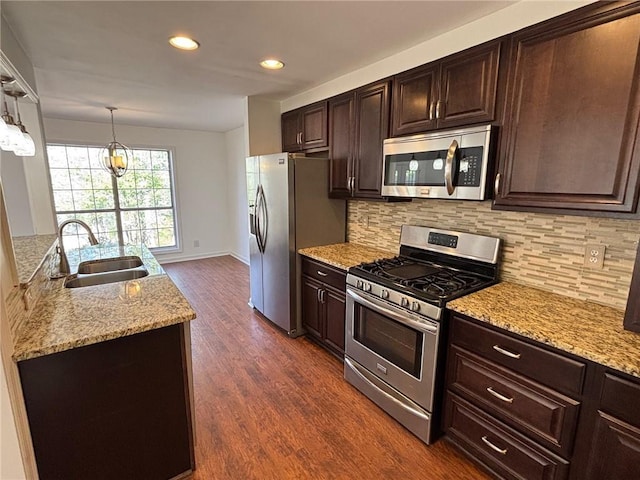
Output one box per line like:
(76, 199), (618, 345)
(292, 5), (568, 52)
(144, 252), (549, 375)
(348, 199), (640, 310)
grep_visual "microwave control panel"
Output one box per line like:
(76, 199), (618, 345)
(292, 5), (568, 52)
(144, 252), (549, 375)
(457, 151), (481, 187)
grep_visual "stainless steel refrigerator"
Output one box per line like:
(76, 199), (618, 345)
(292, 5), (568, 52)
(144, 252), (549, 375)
(246, 153), (346, 336)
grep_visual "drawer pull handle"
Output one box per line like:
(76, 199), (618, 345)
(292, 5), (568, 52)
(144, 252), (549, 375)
(487, 386), (514, 404)
(317, 271), (328, 277)
(481, 435), (508, 455)
(492, 345), (521, 359)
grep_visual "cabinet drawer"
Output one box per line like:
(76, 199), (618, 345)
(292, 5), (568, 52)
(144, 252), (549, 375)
(445, 392), (569, 480)
(600, 373), (640, 427)
(301, 257), (346, 291)
(450, 315), (586, 396)
(448, 345), (580, 456)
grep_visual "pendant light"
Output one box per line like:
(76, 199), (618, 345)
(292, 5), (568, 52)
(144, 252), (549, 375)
(0, 89), (25, 153)
(9, 92), (35, 157)
(0, 76), (13, 146)
(99, 106), (131, 178)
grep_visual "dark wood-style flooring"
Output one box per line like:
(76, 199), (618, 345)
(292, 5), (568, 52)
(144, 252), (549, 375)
(164, 256), (491, 480)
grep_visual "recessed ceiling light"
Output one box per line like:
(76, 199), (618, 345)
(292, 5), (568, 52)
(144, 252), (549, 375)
(260, 59), (285, 70)
(169, 36), (200, 51)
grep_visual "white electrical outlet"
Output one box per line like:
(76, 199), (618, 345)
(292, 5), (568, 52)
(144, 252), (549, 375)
(193, 239), (200, 247)
(584, 244), (605, 270)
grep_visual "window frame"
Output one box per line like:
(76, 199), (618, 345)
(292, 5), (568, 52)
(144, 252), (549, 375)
(45, 141), (182, 254)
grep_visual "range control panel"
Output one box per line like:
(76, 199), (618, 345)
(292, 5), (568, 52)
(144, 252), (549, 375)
(428, 232), (458, 249)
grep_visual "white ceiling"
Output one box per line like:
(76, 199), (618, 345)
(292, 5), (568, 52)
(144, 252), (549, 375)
(1, 1), (515, 133)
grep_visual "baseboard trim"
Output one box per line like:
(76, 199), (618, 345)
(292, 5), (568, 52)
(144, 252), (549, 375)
(158, 251), (230, 265)
(229, 252), (249, 265)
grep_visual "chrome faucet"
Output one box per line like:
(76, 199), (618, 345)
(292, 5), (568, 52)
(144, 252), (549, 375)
(56, 219), (99, 275)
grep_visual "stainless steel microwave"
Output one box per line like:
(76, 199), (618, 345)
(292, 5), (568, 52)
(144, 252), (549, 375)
(381, 124), (496, 200)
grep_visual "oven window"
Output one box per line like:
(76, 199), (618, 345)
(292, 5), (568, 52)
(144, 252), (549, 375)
(354, 305), (423, 378)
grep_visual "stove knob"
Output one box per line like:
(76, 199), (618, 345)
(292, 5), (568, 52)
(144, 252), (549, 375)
(380, 289), (389, 299)
(401, 297), (410, 308)
(411, 301), (421, 312)
(364, 283), (372, 292)
(357, 280), (363, 289)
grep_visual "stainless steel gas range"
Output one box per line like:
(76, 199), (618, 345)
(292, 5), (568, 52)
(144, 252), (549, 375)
(344, 225), (501, 444)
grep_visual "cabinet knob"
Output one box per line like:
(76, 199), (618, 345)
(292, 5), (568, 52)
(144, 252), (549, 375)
(429, 101), (435, 121)
(494, 173), (501, 198)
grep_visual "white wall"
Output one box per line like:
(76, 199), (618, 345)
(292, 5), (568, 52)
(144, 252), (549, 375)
(0, 152), (34, 237)
(43, 117), (231, 263)
(281, 0), (595, 112)
(225, 126), (248, 264)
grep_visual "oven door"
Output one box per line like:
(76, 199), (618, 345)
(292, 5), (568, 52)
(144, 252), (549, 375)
(345, 287), (440, 411)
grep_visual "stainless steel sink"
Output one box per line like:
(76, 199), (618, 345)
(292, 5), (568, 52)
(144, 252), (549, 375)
(77, 256), (144, 274)
(64, 268), (149, 288)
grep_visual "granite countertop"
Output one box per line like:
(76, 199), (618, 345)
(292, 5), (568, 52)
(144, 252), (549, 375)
(13, 244), (196, 362)
(299, 243), (396, 271)
(448, 281), (640, 378)
(12, 234), (58, 285)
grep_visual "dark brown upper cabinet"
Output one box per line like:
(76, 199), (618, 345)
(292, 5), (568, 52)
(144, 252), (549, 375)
(329, 80), (391, 199)
(493, 2), (640, 216)
(391, 40), (501, 137)
(281, 101), (328, 152)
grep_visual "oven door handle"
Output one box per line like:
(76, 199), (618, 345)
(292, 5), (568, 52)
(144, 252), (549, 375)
(345, 357), (430, 422)
(347, 287), (437, 334)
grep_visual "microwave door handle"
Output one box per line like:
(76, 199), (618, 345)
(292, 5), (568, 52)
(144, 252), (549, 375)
(347, 288), (437, 334)
(444, 139), (459, 196)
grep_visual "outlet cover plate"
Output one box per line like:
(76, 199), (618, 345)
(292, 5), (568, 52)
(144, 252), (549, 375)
(584, 244), (605, 270)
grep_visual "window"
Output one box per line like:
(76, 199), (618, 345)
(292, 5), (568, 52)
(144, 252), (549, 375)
(46, 144), (178, 251)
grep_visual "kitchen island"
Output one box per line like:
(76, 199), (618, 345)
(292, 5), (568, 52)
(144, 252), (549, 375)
(12, 243), (196, 480)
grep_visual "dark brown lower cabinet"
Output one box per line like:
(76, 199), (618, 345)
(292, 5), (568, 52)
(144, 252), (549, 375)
(301, 257), (346, 357)
(445, 392), (569, 480)
(19, 323), (194, 480)
(444, 313), (640, 480)
(579, 371), (640, 479)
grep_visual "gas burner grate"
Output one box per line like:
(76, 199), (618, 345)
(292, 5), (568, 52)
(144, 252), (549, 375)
(353, 255), (490, 301)
(406, 270), (485, 298)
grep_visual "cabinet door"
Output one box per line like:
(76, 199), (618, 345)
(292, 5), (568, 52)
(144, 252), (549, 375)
(353, 80), (390, 198)
(301, 275), (322, 339)
(495, 5), (640, 214)
(583, 412), (640, 480)
(323, 286), (346, 355)
(328, 92), (355, 198)
(391, 64), (439, 136)
(282, 110), (301, 152)
(624, 241), (640, 332)
(301, 102), (328, 150)
(437, 40), (500, 129)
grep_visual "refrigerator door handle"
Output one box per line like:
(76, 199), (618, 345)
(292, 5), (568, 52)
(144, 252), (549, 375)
(259, 185), (269, 251)
(255, 185), (265, 253)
